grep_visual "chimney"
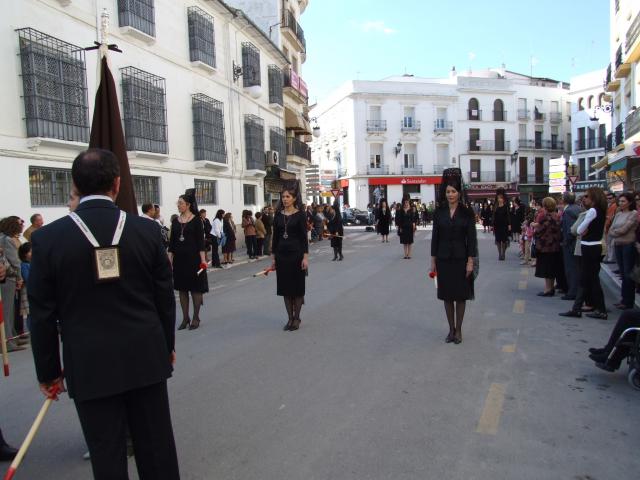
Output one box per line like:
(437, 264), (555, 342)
(450, 66), (457, 78)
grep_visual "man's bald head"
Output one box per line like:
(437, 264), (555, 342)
(72, 149), (120, 197)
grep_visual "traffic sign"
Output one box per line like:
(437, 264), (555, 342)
(549, 178), (566, 186)
(331, 189), (341, 197)
(549, 156), (566, 167)
(549, 185), (567, 193)
(549, 164), (566, 173)
(549, 171), (566, 180)
(568, 175), (579, 185)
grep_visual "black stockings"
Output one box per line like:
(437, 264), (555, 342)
(283, 296), (304, 331)
(444, 300), (466, 337)
(179, 291), (190, 323)
(179, 291), (203, 329)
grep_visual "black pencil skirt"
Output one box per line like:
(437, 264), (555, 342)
(437, 258), (474, 301)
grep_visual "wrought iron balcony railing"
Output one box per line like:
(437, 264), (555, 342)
(626, 108), (640, 139)
(517, 109), (530, 120)
(605, 133), (613, 152)
(467, 140), (511, 152)
(468, 171), (511, 183)
(361, 165), (389, 175)
(615, 44), (623, 70)
(286, 136), (311, 161)
(627, 10), (640, 53)
(549, 112), (562, 123)
(492, 110), (507, 121)
(574, 137), (606, 151)
(518, 174), (549, 184)
(401, 165), (423, 175)
(401, 120), (421, 132)
(615, 122), (624, 146)
(518, 139), (564, 150)
(366, 120), (387, 132)
(434, 119), (453, 132)
(467, 109), (482, 120)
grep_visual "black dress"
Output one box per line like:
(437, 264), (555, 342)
(377, 208), (391, 235)
(327, 213), (344, 248)
(273, 210), (309, 297)
(493, 204), (511, 243)
(396, 208), (415, 244)
(431, 207), (477, 301)
(169, 216), (209, 293)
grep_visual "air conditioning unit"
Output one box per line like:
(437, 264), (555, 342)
(265, 150), (279, 166)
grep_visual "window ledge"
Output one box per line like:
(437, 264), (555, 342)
(27, 137), (88, 152)
(128, 151), (168, 161)
(245, 168), (267, 178)
(191, 61), (217, 74)
(194, 160), (228, 169)
(269, 102), (284, 111)
(119, 26), (156, 45)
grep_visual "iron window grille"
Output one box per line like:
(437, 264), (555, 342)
(188, 6), (215, 68)
(192, 93), (227, 163)
(133, 175), (160, 204)
(268, 65), (283, 106)
(270, 127), (287, 169)
(29, 166), (73, 206)
(243, 184), (257, 205)
(195, 179), (217, 205)
(118, 0), (155, 37)
(121, 67), (168, 154)
(244, 114), (265, 170)
(241, 42), (261, 87)
(17, 28), (89, 143)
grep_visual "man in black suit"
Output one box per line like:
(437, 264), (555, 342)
(28, 149), (180, 479)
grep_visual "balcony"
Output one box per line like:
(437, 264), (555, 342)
(433, 119), (453, 132)
(337, 168), (348, 177)
(517, 109), (530, 120)
(281, 10), (306, 53)
(366, 120), (387, 133)
(518, 139), (565, 150)
(467, 109), (482, 120)
(605, 133), (613, 153)
(401, 165), (423, 175)
(469, 171), (511, 183)
(627, 10), (640, 63)
(361, 165), (389, 175)
(283, 67), (308, 101)
(286, 136), (311, 161)
(574, 137), (606, 152)
(626, 108), (640, 139)
(533, 109), (545, 122)
(467, 140), (511, 152)
(605, 63), (621, 91)
(615, 122), (624, 147)
(433, 164), (447, 174)
(401, 120), (421, 133)
(549, 112), (562, 123)
(492, 110), (507, 121)
(518, 174), (549, 184)
(615, 44), (631, 78)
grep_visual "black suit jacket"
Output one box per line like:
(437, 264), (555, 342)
(29, 199), (176, 402)
(430, 207), (478, 260)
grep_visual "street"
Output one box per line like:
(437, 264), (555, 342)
(2, 227), (639, 480)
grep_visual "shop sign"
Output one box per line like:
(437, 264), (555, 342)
(368, 176), (441, 185)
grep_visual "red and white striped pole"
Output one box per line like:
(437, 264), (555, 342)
(0, 290), (9, 377)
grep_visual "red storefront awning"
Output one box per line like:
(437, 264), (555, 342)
(368, 176), (442, 185)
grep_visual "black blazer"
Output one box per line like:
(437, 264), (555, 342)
(28, 199), (176, 401)
(430, 207), (478, 260)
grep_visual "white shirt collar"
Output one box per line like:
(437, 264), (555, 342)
(141, 213), (155, 220)
(79, 195), (114, 204)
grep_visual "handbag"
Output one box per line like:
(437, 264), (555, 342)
(220, 232), (227, 248)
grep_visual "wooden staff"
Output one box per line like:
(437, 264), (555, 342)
(322, 233), (344, 239)
(253, 266), (275, 277)
(3, 386), (62, 480)
(0, 291), (9, 377)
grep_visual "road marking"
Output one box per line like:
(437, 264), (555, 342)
(502, 344), (516, 353)
(236, 277), (250, 283)
(518, 280), (527, 290)
(513, 300), (525, 314)
(476, 383), (506, 435)
(520, 268), (529, 276)
(212, 284), (227, 290)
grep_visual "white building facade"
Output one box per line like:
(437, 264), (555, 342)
(568, 70), (610, 193)
(310, 68), (572, 209)
(1, 0), (290, 229)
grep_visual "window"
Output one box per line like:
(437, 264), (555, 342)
(268, 65), (283, 106)
(241, 42), (261, 87)
(587, 95), (594, 109)
(436, 144), (448, 166)
(244, 115), (265, 170)
(188, 6), (215, 68)
(579, 158), (586, 181)
(534, 125), (543, 148)
(195, 179), (217, 205)
(494, 129), (505, 151)
(403, 106), (415, 127)
(495, 159), (506, 182)
(470, 159), (481, 181)
(534, 99), (544, 120)
(192, 93), (226, 163)
(468, 98), (480, 120)
(534, 157), (544, 183)
(243, 184), (257, 205)
(519, 123), (527, 140)
(578, 98), (584, 111)
(269, 126), (286, 169)
(17, 28), (89, 143)
(519, 157), (528, 183)
(121, 67), (167, 154)
(469, 128), (480, 151)
(29, 166), (72, 206)
(598, 93), (605, 107)
(133, 175), (160, 204)
(118, 0), (155, 37)
(403, 143), (417, 168)
(369, 143), (383, 168)
(588, 157), (596, 180)
(551, 126), (559, 149)
(518, 98), (528, 119)
(493, 99), (505, 121)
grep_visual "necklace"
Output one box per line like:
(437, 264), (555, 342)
(178, 214), (192, 242)
(282, 212), (291, 239)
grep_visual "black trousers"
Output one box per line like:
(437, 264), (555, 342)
(604, 310), (640, 368)
(75, 381), (179, 480)
(581, 244), (606, 313)
(211, 237), (221, 267)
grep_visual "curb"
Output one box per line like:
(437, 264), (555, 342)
(600, 262), (640, 309)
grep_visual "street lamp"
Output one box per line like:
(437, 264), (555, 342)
(311, 117), (321, 138)
(394, 140), (403, 157)
(510, 150), (519, 163)
(232, 61), (263, 99)
(588, 104), (612, 130)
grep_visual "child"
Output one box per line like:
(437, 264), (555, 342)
(18, 242), (32, 333)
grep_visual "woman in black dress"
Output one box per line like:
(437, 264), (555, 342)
(327, 202), (344, 261)
(376, 199), (391, 242)
(270, 181), (309, 331)
(481, 202), (492, 233)
(168, 189), (209, 330)
(397, 198), (416, 259)
(430, 169), (477, 344)
(493, 189), (511, 260)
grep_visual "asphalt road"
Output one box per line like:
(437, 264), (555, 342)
(1, 226), (639, 480)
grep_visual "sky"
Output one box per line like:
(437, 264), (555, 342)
(301, 0), (610, 104)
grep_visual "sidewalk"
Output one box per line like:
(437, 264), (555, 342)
(600, 261), (640, 309)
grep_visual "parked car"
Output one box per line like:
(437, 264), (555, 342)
(342, 208), (370, 225)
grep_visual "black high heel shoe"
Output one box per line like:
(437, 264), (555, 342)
(454, 330), (462, 344)
(188, 317), (200, 330)
(445, 331), (455, 343)
(178, 318), (190, 330)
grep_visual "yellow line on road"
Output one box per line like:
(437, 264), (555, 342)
(518, 280), (527, 290)
(502, 344), (516, 353)
(513, 300), (525, 314)
(476, 383), (506, 435)
(520, 268), (529, 276)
